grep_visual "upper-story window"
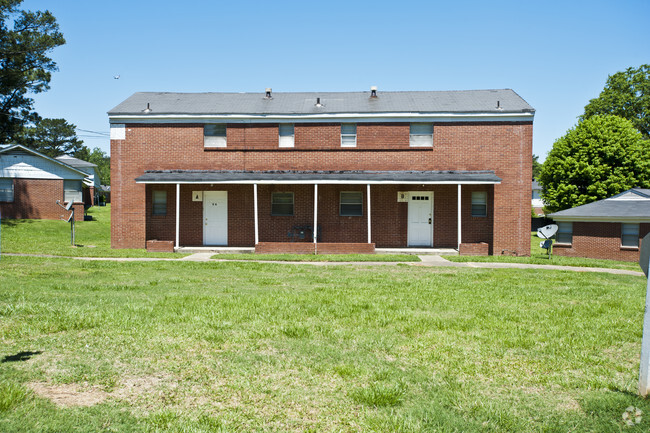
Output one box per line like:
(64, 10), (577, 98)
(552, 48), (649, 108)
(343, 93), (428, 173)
(204, 124), (227, 148)
(409, 123), (433, 147)
(279, 124), (295, 148)
(341, 123), (357, 147)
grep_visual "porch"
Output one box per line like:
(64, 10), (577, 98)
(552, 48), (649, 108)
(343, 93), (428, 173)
(136, 170), (500, 254)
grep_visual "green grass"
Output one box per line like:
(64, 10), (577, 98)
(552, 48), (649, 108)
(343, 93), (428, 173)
(213, 253), (421, 262)
(447, 232), (641, 271)
(0, 205), (183, 258)
(0, 256), (649, 432)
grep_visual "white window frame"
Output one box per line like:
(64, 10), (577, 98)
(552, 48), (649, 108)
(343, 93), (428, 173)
(0, 179), (14, 202)
(556, 222), (573, 245)
(204, 124), (227, 148)
(64, 180), (83, 203)
(471, 191), (487, 217)
(340, 191), (363, 216)
(621, 223), (639, 248)
(152, 190), (167, 216)
(279, 124), (295, 148)
(409, 123), (433, 147)
(271, 192), (294, 216)
(341, 123), (357, 147)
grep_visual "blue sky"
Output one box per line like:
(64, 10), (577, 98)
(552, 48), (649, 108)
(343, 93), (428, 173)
(21, 0), (650, 160)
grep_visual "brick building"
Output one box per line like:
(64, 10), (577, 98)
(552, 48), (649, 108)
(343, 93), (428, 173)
(0, 145), (87, 221)
(548, 188), (650, 262)
(108, 88), (534, 254)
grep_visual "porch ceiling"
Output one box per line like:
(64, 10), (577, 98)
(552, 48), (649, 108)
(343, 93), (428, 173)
(135, 170), (501, 185)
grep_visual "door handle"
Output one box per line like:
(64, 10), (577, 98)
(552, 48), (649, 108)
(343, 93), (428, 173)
(428, 218), (432, 224)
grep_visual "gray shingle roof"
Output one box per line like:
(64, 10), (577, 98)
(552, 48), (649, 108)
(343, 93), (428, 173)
(548, 189), (650, 221)
(135, 170), (501, 184)
(56, 155), (97, 168)
(109, 89), (534, 116)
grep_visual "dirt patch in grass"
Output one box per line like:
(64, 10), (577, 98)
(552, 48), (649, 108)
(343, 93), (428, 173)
(28, 382), (108, 407)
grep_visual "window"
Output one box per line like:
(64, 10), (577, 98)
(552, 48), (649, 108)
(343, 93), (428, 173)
(204, 124), (227, 148)
(622, 223), (639, 248)
(271, 192), (294, 216)
(279, 124), (295, 148)
(340, 191), (363, 216)
(64, 180), (82, 203)
(0, 179), (13, 202)
(341, 123), (357, 147)
(152, 190), (167, 216)
(556, 222), (573, 244)
(471, 191), (487, 217)
(409, 123), (433, 147)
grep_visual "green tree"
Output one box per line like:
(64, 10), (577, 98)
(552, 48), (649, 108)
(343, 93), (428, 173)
(539, 115), (650, 212)
(532, 154), (542, 179)
(582, 64), (650, 138)
(0, 0), (65, 142)
(22, 118), (85, 157)
(87, 147), (110, 185)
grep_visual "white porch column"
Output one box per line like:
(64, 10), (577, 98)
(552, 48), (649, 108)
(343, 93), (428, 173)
(457, 184), (462, 250)
(175, 183), (180, 249)
(313, 184), (318, 244)
(367, 184), (371, 244)
(253, 183), (259, 245)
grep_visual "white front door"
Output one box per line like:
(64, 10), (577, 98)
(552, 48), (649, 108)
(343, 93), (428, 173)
(203, 191), (228, 245)
(408, 192), (433, 247)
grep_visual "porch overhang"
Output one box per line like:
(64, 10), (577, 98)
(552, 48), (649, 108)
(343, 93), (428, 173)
(134, 170), (501, 185)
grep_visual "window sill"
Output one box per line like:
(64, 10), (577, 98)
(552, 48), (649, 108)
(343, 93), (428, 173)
(553, 243), (571, 247)
(620, 246), (639, 251)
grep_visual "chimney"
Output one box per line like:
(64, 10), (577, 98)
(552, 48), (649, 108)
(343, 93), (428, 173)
(370, 86), (378, 98)
(265, 88), (272, 99)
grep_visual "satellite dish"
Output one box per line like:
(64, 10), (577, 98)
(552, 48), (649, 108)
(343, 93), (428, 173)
(537, 224), (558, 239)
(65, 201), (74, 211)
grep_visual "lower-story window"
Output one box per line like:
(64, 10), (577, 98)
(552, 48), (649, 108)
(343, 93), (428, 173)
(64, 180), (82, 203)
(271, 192), (294, 216)
(0, 179), (14, 202)
(152, 190), (167, 216)
(556, 222), (573, 244)
(621, 223), (639, 248)
(471, 191), (487, 217)
(340, 191), (363, 216)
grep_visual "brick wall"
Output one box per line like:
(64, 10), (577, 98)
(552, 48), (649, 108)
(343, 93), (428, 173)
(0, 178), (84, 221)
(111, 121), (532, 254)
(553, 222), (650, 262)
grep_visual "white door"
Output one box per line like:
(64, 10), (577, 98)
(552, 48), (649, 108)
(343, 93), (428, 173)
(203, 191), (228, 245)
(408, 192), (433, 247)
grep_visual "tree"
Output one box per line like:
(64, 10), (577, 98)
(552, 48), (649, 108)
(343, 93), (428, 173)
(87, 147), (110, 185)
(0, 0), (65, 142)
(532, 154), (542, 179)
(582, 64), (650, 138)
(22, 118), (84, 157)
(539, 115), (650, 212)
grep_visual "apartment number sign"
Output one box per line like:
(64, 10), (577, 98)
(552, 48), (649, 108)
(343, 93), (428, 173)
(192, 191), (203, 201)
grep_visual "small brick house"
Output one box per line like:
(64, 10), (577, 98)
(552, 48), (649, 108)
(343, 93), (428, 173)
(108, 88), (534, 254)
(548, 188), (650, 262)
(0, 145), (88, 221)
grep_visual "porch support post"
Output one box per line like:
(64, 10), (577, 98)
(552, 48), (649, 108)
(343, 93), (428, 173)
(457, 184), (461, 250)
(175, 183), (180, 249)
(253, 183), (259, 245)
(367, 184), (371, 244)
(313, 184), (318, 245)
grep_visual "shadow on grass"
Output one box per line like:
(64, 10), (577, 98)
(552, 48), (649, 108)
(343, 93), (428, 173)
(0, 219), (37, 227)
(1, 350), (43, 363)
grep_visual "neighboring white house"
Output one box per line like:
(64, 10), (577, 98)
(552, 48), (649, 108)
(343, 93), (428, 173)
(55, 155), (102, 206)
(532, 180), (544, 215)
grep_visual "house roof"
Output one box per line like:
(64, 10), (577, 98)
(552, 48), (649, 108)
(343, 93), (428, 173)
(0, 144), (89, 179)
(134, 170), (501, 185)
(108, 89), (535, 117)
(55, 154), (98, 168)
(548, 188), (650, 222)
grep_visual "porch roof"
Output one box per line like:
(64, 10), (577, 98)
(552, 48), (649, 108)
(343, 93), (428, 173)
(135, 170), (501, 185)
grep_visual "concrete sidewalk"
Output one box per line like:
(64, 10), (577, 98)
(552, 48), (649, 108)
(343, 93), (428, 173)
(3, 252), (644, 276)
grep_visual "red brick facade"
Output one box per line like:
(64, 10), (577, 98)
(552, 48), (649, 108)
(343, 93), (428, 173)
(111, 121), (532, 254)
(0, 178), (84, 221)
(553, 222), (650, 262)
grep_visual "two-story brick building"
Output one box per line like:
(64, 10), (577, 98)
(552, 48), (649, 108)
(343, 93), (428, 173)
(108, 88), (534, 255)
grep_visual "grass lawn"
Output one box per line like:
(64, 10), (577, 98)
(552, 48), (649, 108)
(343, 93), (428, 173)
(0, 205), (183, 258)
(1, 257), (649, 432)
(212, 253), (421, 262)
(447, 232), (641, 271)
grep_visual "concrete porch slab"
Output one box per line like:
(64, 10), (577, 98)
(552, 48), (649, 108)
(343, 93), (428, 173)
(375, 248), (458, 256)
(175, 246), (255, 254)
